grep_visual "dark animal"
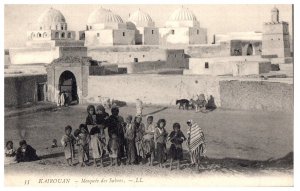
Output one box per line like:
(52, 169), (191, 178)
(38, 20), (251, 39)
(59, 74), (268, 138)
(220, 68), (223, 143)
(176, 99), (190, 110)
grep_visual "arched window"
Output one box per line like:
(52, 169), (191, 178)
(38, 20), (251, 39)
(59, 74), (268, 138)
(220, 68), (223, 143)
(31, 33), (35, 39)
(67, 32), (71, 38)
(37, 33), (41, 38)
(61, 25), (64, 30)
(90, 26), (92, 30)
(40, 26), (43, 30)
(61, 32), (65, 38)
(55, 32), (59, 39)
(80, 33), (85, 40)
(43, 32), (47, 38)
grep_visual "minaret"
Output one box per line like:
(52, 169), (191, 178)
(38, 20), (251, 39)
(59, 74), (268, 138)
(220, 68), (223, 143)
(262, 6), (291, 60)
(271, 6), (279, 23)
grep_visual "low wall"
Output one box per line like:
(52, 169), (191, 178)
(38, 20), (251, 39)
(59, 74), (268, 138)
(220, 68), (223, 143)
(219, 80), (293, 112)
(85, 75), (221, 106)
(5, 74), (47, 107)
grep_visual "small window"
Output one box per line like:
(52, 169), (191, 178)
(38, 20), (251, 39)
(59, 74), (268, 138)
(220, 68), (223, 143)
(129, 55), (131, 57)
(205, 62), (209, 69)
(37, 33), (41, 38)
(61, 32), (65, 38)
(171, 30), (175, 35)
(123, 32), (125, 36)
(271, 38), (273, 40)
(143, 55), (145, 58)
(278, 38), (280, 40)
(134, 58), (138, 62)
(68, 32), (71, 38)
(40, 26), (43, 30)
(61, 26), (64, 30)
(197, 30), (199, 35)
(152, 30), (154, 34)
(97, 33), (100, 37)
(90, 26), (92, 30)
(55, 32), (59, 38)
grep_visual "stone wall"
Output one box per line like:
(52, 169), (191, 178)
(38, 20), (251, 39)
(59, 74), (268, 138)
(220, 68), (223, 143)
(219, 80), (293, 112)
(85, 75), (221, 106)
(5, 74), (47, 107)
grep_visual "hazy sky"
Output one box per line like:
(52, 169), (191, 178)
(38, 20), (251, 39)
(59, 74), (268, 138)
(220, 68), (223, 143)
(4, 4), (293, 48)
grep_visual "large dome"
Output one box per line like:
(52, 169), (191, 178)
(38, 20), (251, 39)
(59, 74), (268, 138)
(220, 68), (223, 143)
(37, 7), (66, 26)
(87, 7), (124, 25)
(129, 9), (153, 23)
(168, 7), (198, 21)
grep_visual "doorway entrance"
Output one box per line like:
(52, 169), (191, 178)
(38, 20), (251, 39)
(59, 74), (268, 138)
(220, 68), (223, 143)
(59, 71), (78, 105)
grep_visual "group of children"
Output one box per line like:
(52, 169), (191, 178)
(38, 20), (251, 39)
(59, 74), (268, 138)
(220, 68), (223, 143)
(60, 104), (207, 170)
(5, 140), (39, 165)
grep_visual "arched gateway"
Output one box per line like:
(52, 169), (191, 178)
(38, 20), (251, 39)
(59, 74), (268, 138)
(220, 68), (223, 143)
(59, 70), (78, 104)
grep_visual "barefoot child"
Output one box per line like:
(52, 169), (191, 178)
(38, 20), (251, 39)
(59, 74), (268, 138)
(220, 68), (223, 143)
(90, 126), (106, 167)
(143, 115), (155, 166)
(134, 116), (145, 163)
(154, 119), (168, 168)
(75, 124), (90, 167)
(168, 123), (186, 170)
(107, 134), (119, 166)
(61, 125), (76, 166)
(124, 115), (137, 165)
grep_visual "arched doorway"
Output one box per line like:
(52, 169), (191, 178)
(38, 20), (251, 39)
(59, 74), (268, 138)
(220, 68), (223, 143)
(246, 44), (254, 56)
(59, 71), (78, 105)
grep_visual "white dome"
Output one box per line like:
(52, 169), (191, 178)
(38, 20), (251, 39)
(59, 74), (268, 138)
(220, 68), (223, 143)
(168, 7), (198, 21)
(87, 7), (124, 25)
(129, 9), (154, 26)
(38, 8), (66, 26)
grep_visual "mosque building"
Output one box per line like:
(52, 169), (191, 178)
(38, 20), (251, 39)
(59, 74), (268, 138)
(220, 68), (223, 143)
(5, 6), (293, 107)
(159, 7), (207, 46)
(9, 7), (86, 65)
(262, 7), (291, 63)
(127, 9), (159, 45)
(84, 7), (135, 46)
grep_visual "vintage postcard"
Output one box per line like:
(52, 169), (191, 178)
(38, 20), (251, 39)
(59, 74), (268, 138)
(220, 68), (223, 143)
(3, 4), (293, 187)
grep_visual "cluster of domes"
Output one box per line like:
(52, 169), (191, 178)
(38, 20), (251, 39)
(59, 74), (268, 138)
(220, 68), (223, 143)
(36, 6), (200, 30)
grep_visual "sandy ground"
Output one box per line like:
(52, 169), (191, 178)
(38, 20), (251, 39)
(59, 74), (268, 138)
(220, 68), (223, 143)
(4, 105), (293, 186)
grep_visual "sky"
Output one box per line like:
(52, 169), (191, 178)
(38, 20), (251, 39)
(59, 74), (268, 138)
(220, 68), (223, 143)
(4, 4), (293, 48)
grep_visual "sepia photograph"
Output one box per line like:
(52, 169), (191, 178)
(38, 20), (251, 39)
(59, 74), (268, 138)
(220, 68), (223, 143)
(3, 2), (294, 187)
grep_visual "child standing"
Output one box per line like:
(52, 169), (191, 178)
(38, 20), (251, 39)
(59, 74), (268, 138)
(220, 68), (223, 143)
(75, 124), (90, 167)
(124, 115), (137, 165)
(90, 126), (106, 167)
(186, 119), (206, 171)
(86, 105), (96, 132)
(134, 116), (145, 163)
(95, 105), (109, 146)
(168, 123), (186, 170)
(5, 141), (17, 165)
(154, 119), (168, 168)
(136, 99), (143, 116)
(107, 134), (120, 166)
(61, 125), (76, 166)
(143, 116), (155, 166)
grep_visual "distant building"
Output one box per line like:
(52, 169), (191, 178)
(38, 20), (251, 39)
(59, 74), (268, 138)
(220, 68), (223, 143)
(127, 9), (159, 45)
(84, 7), (135, 46)
(262, 7), (291, 62)
(9, 7), (86, 65)
(159, 7), (207, 46)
